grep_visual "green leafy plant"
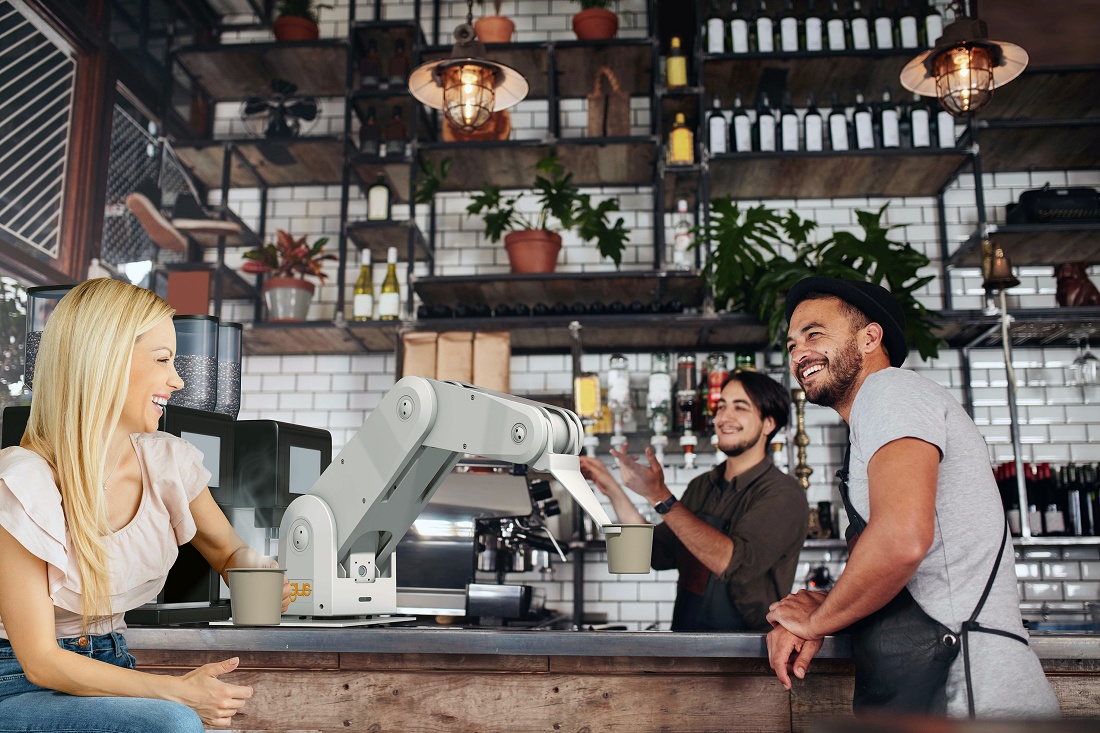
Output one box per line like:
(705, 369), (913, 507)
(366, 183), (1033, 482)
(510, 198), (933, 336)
(696, 198), (942, 361)
(241, 229), (337, 283)
(276, 0), (332, 23)
(466, 153), (630, 267)
(413, 156), (453, 205)
(475, 0), (505, 14)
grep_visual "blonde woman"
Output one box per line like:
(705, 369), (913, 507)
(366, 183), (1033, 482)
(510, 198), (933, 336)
(0, 279), (289, 731)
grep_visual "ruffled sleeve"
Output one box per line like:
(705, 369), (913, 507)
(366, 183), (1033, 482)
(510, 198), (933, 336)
(0, 447), (73, 599)
(133, 432), (212, 545)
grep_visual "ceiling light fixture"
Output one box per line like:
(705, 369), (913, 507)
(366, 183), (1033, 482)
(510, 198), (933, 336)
(899, 1), (1027, 117)
(408, 0), (529, 132)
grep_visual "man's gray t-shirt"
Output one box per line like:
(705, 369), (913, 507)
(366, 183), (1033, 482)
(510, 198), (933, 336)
(847, 368), (1059, 717)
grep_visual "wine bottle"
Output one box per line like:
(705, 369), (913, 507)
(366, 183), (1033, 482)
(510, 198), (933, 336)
(388, 39), (410, 86)
(936, 103), (957, 148)
(909, 92), (931, 148)
(878, 88), (900, 149)
(731, 91), (752, 152)
(872, 0), (894, 50)
(804, 0), (824, 52)
(825, 0), (847, 52)
(667, 112), (694, 164)
(359, 39), (382, 88)
(753, 0), (775, 53)
(351, 249), (374, 321)
(849, 0), (871, 50)
(754, 92), (776, 152)
(852, 89), (874, 150)
(358, 106), (380, 156)
(1065, 465), (1085, 537)
(706, 0), (727, 54)
(729, 0), (751, 54)
(804, 92), (824, 151)
(707, 95), (729, 154)
(779, 0), (799, 52)
(378, 246), (401, 321)
(1043, 463), (1067, 536)
(828, 92), (850, 151)
(666, 36), (688, 88)
(779, 90), (800, 152)
(897, 0), (919, 49)
(924, 0), (944, 46)
(672, 198), (693, 270)
(383, 105), (407, 158)
(366, 173), (391, 220)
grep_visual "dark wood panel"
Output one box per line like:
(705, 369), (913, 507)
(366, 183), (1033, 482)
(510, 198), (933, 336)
(243, 322), (365, 355)
(663, 166), (702, 211)
(340, 652), (546, 673)
(347, 220), (430, 262)
(344, 322), (402, 352)
(351, 158), (413, 203)
(983, 67), (1100, 121)
(936, 308), (1100, 348)
(175, 138), (347, 189)
(555, 42), (654, 98)
(982, 0), (1100, 68)
(976, 124), (1100, 172)
(137, 650), (338, 669)
(951, 225), (1100, 267)
(173, 143), (262, 189)
(550, 655), (771, 675)
(413, 272), (705, 309)
(176, 42), (348, 101)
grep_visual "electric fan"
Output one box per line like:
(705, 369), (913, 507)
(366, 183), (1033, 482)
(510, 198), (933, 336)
(240, 78), (320, 138)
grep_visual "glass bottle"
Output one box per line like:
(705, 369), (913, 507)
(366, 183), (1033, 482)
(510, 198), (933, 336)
(706, 352), (729, 419)
(752, 0), (775, 53)
(666, 36), (688, 89)
(872, 0), (894, 50)
(606, 354), (632, 450)
(828, 92), (850, 151)
(779, 90), (800, 152)
(378, 246), (401, 320)
(825, 0), (847, 52)
(731, 91), (752, 152)
(852, 89), (875, 150)
(672, 198), (693, 270)
(909, 92), (931, 148)
(647, 353), (673, 464)
(779, 0), (799, 53)
(849, 0), (871, 51)
(729, 0), (751, 54)
(876, 88), (898, 148)
(366, 173), (391, 220)
(936, 103), (957, 148)
(667, 112), (694, 164)
(358, 106), (380, 155)
(574, 372), (603, 455)
(387, 38), (410, 86)
(735, 352), (756, 371)
(897, 0), (919, 49)
(754, 92), (776, 152)
(707, 95), (729, 154)
(804, 91), (824, 152)
(924, 1), (944, 46)
(705, 0), (727, 54)
(359, 39), (383, 88)
(804, 0), (824, 52)
(383, 105), (407, 158)
(352, 249), (375, 321)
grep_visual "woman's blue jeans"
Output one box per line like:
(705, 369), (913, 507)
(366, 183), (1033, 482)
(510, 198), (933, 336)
(0, 632), (203, 733)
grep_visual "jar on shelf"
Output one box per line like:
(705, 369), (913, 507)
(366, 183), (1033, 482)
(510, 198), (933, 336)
(25, 284), (77, 390)
(215, 321), (243, 418)
(170, 315), (219, 412)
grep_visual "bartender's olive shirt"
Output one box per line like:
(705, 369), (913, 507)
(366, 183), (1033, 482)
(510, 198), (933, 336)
(651, 456), (808, 631)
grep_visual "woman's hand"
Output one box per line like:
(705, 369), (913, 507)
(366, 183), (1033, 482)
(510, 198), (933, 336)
(178, 658), (253, 728)
(256, 555), (292, 613)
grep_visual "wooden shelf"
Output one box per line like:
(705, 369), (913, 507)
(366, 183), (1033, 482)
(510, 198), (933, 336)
(554, 40), (654, 99)
(662, 165), (703, 211)
(175, 41), (347, 101)
(174, 137), (347, 189)
(970, 120), (1100, 172)
(936, 308), (1100, 348)
(419, 138), (657, 192)
(982, 66), (1100, 122)
(346, 220), (431, 263)
(709, 149), (968, 199)
(242, 320), (400, 355)
(184, 206), (263, 250)
(659, 88), (703, 138)
(948, 223), (1100, 268)
(413, 271), (706, 310)
(154, 263), (257, 302)
(349, 155), (415, 202)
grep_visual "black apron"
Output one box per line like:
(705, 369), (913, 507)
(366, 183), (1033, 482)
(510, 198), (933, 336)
(671, 511), (747, 631)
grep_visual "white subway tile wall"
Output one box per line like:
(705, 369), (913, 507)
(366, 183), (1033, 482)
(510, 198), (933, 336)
(215, 1), (1100, 629)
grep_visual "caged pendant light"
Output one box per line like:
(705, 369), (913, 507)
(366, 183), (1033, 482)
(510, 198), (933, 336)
(408, 0), (529, 132)
(899, 1), (1028, 117)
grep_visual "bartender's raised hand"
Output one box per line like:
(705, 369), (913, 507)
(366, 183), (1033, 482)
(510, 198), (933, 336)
(579, 455), (623, 496)
(178, 657), (253, 727)
(609, 445), (666, 503)
(766, 626), (822, 691)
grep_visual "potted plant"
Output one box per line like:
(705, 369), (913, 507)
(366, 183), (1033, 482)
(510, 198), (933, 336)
(475, 0), (514, 43)
(273, 0), (331, 42)
(241, 229), (336, 321)
(696, 198), (943, 361)
(570, 0), (619, 41)
(467, 153), (629, 273)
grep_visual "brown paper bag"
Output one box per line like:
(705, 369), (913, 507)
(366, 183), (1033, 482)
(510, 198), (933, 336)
(587, 66), (630, 138)
(473, 331), (511, 393)
(401, 332), (438, 379)
(435, 331), (474, 384)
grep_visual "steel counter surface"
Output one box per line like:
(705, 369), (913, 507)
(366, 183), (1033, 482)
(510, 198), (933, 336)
(121, 627), (1100, 659)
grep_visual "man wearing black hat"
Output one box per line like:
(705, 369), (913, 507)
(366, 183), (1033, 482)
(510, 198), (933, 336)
(765, 276), (1058, 718)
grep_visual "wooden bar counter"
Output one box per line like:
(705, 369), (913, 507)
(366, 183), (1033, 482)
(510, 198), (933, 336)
(124, 627), (1100, 732)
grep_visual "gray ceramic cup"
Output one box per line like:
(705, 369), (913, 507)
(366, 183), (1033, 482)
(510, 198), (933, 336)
(228, 568), (286, 625)
(604, 524), (654, 574)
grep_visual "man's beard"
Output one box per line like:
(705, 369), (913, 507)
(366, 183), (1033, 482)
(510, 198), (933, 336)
(800, 335), (863, 408)
(717, 423), (765, 457)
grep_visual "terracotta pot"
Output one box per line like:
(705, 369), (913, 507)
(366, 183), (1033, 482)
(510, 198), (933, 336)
(572, 8), (618, 40)
(263, 277), (315, 321)
(273, 16), (319, 42)
(504, 230), (562, 274)
(474, 15), (515, 43)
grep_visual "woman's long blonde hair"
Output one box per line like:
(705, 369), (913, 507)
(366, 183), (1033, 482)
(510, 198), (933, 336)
(21, 279), (175, 630)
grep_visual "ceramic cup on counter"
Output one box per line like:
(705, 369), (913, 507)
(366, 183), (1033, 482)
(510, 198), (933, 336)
(227, 567), (286, 626)
(603, 523), (654, 574)
(169, 315), (219, 411)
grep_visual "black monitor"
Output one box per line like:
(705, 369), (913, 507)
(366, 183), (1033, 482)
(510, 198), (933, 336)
(234, 419), (332, 530)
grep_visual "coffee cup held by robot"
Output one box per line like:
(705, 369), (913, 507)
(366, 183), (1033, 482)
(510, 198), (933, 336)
(604, 523), (654, 574)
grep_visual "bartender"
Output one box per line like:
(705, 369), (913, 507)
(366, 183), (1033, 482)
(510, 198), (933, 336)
(580, 371), (808, 631)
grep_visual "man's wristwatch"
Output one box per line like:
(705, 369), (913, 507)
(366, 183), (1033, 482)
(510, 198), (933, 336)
(653, 495), (678, 514)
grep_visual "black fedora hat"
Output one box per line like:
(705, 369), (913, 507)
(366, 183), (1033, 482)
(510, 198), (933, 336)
(784, 276), (908, 368)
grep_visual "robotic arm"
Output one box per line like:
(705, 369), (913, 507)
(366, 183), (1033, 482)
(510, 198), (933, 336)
(279, 377), (622, 618)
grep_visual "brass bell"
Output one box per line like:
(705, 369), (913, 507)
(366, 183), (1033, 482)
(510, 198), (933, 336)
(981, 239), (1020, 291)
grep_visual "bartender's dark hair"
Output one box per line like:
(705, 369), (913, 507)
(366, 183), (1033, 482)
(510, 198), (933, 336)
(720, 371), (791, 444)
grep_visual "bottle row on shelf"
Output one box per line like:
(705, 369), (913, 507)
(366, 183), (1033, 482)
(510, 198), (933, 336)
(357, 38), (410, 90)
(415, 299), (689, 321)
(996, 461), (1100, 538)
(358, 105), (409, 157)
(351, 246), (402, 321)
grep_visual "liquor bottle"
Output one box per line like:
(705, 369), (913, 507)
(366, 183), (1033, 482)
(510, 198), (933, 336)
(872, 0), (894, 50)
(779, 0), (799, 53)
(752, 0), (775, 53)
(705, 0), (727, 54)
(849, 0), (871, 50)
(731, 91), (752, 152)
(667, 112), (694, 164)
(359, 39), (383, 88)
(672, 198), (693, 270)
(729, 0), (751, 54)
(707, 96), (729, 154)
(378, 246), (401, 321)
(359, 106), (380, 155)
(852, 89), (874, 150)
(924, 0), (944, 46)
(351, 249), (375, 321)
(897, 0), (919, 49)
(366, 173), (391, 220)
(779, 91), (800, 152)
(697, 357), (711, 430)
(388, 39), (410, 86)
(734, 352), (756, 371)
(878, 88), (900, 149)
(754, 92), (777, 152)
(828, 92), (850, 151)
(666, 36), (688, 88)
(999, 462), (1021, 536)
(606, 354), (632, 449)
(935, 103), (957, 148)
(804, 0), (824, 52)
(675, 354), (700, 434)
(383, 105), (407, 158)
(706, 352), (729, 418)
(909, 93), (931, 148)
(1065, 465), (1084, 537)
(1042, 463), (1067, 536)
(825, 0), (847, 52)
(647, 353), (673, 463)
(804, 91), (824, 151)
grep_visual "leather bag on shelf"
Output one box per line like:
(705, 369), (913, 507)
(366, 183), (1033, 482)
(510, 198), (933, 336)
(1005, 184), (1100, 224)
(587, 65), (630, 138)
